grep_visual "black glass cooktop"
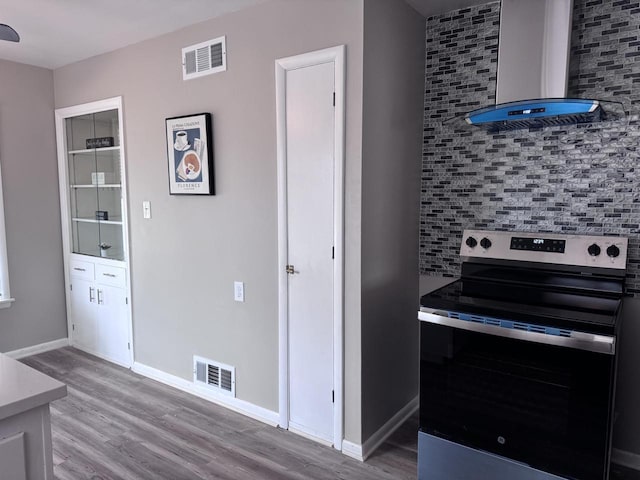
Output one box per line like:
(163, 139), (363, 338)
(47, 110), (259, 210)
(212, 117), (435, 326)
(421, 274), (623, 335)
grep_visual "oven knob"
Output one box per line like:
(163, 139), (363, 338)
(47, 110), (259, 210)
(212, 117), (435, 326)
(607, 245), (620, 258)
(588, 243), (601, 257)
(465, 236), (478, 248)
(480, 237), (492, 249)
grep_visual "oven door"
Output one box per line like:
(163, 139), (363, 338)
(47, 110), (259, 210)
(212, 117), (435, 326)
(419, 315), (616, 480)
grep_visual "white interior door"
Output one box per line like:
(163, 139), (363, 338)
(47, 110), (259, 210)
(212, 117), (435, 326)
(285, 61), (335, 444)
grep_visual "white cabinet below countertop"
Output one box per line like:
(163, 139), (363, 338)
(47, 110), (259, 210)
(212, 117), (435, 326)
(0, 353), (66, 480)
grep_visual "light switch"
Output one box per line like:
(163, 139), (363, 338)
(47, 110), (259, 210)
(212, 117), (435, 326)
(143, 201), (151, 219)
(234, 281), (244, 302)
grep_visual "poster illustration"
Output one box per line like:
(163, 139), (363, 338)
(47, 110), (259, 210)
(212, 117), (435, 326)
(165, 113), (214, 195)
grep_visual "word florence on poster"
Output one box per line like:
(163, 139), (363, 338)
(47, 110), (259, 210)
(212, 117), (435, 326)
(165, 113), (215, 195)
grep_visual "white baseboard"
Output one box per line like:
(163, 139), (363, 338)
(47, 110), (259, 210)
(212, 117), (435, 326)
(4, 338), (69, 359)
(612, 448), (640, 471)
(341, 395), (418, 462)
(342, 440), (364, 461)
(132, 362), (279, 427)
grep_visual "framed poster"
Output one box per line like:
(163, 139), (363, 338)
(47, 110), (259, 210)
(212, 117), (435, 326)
(166, 113), (214, 195)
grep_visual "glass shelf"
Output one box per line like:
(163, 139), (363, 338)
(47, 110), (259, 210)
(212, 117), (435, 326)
(72, 217), (123, 225)
(65, 108), (124, 261)
(68, 146), (120, 155)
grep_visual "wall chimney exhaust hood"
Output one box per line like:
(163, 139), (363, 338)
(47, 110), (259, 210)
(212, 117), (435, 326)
(463, 0), (619, 132)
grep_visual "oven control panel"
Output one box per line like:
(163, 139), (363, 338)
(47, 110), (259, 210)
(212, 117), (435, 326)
(510, 236), (566, 253)
(460, 229), (628, 269)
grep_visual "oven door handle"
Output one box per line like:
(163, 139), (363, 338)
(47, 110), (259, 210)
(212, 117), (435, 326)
(418, 310), (615, 355)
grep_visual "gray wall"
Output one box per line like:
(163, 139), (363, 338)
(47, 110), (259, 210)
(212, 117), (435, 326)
(360, 0), (425, 442)
(0, 60), (67, 353)
(53, 0), (366, 443)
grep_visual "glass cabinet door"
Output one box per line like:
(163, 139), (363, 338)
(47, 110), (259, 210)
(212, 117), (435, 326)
(66, 109), (124, 260)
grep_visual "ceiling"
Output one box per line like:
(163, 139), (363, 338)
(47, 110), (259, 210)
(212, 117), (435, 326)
(0, 0), (493, 70)
(0, 0), (266, 69)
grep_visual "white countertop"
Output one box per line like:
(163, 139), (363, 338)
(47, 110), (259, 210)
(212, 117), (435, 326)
(0, 353), (66, 421)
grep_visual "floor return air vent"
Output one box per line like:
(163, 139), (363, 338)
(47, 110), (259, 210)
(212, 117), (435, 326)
(193, 355), (235, 397)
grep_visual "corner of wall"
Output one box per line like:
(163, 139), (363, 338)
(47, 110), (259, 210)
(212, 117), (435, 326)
(359, 0), (426, 446)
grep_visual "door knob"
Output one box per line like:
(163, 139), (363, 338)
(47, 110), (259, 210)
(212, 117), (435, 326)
(286, 265), (297, 275)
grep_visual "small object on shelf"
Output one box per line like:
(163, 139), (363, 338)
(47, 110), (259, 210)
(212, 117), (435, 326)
(86, 136), (114, 149)
(91, 172), (106, 185)
(95, 210), (109, 221)
(91, 172), (116, 185)
(99, 242), (111, 258)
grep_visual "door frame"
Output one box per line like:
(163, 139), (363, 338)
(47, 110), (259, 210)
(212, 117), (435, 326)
(275, 45), (345, 450)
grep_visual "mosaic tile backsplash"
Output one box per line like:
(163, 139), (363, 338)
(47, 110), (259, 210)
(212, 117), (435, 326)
(420, 0), (640, 294)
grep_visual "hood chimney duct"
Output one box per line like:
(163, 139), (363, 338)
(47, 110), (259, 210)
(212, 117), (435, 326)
(496, 0), (573, 104)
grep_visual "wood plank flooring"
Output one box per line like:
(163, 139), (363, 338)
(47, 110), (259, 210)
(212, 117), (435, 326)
(22, 347), (639, 480)
(21, 348), (418, 480)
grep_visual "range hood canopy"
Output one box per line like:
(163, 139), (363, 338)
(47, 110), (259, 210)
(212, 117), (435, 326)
(466, 98), (604, 132)
(462, 0), (621, 132)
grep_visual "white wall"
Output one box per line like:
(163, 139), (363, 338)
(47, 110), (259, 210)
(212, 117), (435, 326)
(0, 60), (67, 353)
(53, 0), (365, 443)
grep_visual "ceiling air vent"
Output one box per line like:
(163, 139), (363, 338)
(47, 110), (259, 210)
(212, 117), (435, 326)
(193, 355), (235, 396)
(182, 36), (226, 81)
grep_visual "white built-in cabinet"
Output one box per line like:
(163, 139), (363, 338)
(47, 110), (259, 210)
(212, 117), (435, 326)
(55, 97), (133, 368)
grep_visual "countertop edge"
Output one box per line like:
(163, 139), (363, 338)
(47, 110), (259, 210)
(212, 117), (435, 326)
(0, 353), (67, 421)
(0, 384), (67, 421)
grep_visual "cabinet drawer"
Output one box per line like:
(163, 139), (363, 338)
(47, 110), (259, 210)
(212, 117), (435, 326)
(96, 264), (126, 288)
(70, 260), (94, 280)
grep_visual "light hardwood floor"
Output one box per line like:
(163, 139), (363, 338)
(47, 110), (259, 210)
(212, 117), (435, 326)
(22, 347), (418, 480)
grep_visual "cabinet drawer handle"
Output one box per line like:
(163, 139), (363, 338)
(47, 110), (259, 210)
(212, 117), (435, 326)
(74, 267), (86, 272)
(103, 273), (117, 278)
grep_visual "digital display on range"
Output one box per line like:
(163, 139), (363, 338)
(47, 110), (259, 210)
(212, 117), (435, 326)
(510, 237), (566, 253)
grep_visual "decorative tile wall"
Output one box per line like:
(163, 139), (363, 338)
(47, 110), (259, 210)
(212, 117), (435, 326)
(420, 0), (640, 293)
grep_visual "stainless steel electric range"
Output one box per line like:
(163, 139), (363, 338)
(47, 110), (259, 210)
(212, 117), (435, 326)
(418, 230), (628, 480)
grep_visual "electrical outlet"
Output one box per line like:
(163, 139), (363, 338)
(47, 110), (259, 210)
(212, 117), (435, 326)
(234, 281), (244, 302)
